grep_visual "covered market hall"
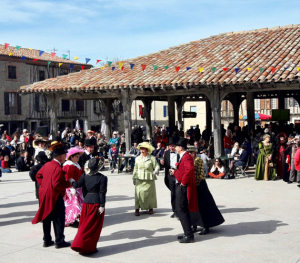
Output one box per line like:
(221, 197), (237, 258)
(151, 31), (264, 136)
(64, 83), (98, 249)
(19, 24), (300, 158)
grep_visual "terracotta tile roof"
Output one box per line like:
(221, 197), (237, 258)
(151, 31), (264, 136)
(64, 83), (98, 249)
(0, 44), (88, 66)
(20, 24), (300, 93)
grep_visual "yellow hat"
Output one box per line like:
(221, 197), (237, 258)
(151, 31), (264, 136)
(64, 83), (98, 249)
(137, 142), (155, 154)
(48, 141), (65, 151)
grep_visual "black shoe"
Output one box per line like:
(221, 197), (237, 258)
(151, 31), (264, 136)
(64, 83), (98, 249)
(177, 234), (185, 240)
(199, 228), (209, 235)
(230, 175), (235, 179)
(55, 241), (71, 249)
(43, 240), (54, 247)
(287, 181), (293, 184)
(192, 226), (204, 233)
(178, 235), (194, 243)
(79, 249), (98, 255)
(170, 213), (175, 218)
(224, 175), (230, 179)
(297, 185), (300, 188)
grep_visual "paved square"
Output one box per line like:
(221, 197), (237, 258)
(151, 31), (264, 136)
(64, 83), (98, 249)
(0, 168), (299, 263)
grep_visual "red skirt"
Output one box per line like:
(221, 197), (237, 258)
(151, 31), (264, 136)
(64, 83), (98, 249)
(71, 203), (105, 254)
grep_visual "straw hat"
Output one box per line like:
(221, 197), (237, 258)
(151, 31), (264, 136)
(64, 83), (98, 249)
(187, 146), (198, 152)
(84, 158), (103, 175)
(137, 142), (155, 154)
(48, 141), (65, 151)
(66, 147), (85, 160)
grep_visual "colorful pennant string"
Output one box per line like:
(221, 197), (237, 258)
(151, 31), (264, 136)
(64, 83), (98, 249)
(121, 66), (124, 71)
(247, 68), (251, 71)
(186, 67), (192, 71)
(199, 67), (204, 73)
(28, 48), (33, 50)
(81, 65), (85, 70)
(33, 58), (38, 61)
(70, 64), (74, 70)
(259, 67), (264, 73)
(39, 50), (44, 56)
(59, 63), (63, 67)
(284, 67), (288, 70)
(119, 62), (124, 69)
(112, 67), (115, 71)
(297, 68), (300, 71)
(21, 56), (26, 61)
(153, 65), (158, 71)
(51, 52), (56, 59)
(211, 67), (216, 72)
(86, 58), (91, 64)
(101, 66), (105, 70)
(107, 61), (112, 67)
(62, 54), (68, 59)
(271, 67), (277, 73)
(141, 64), (146, 71)
(235, 68), (240, 74)
(74, 56), (79, 60)
(16, 45), (21, 50)
(47, 61), (51, 67)
(5, 43), (9, 49)
(223, 68), (228, 71)
(164, 66), (169, 70)
(130, 63), (135, 69)
(8, 52), (13, 56)
(96, 60), (101, 64)
(175, 66), (180, 72)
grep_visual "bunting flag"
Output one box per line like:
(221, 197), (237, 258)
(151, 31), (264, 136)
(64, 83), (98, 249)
(51, 52), (56, 58)
(16, 45), (21, 50)
(199, 67), (204, 73)
(186, 67), (192, 71)
(175, 66), (180, 72)
(96, 60), (101, 64)
(28, 48), (33, 50)
(107, 61), (112, 67)
(119, 62), (124, 69)
(5, 43), (10, 49)
(112, 67), (115, 71)
(247, 68), (252, 71)
(164, 66), (169, 70)
(86, 58), (91, 64)
(47, 61), (51, 67)
(284, 67), (288, 70)
(33, 58), (38, 61)
(223, 68), (228, 71)
(101, 66), (105, 70)
(297, 67), (300, 71)
(59, 63), (63, 67)
(74, 56), (79, 60)
(62, 54), (68, 59)
(259, 67), (264, 73)
(271, 67), (277, 73)
(153, 65), (158, 71)
(39, 50), (44, 56)
(130, 63), (135, 69)
(81, 65), (85, 70)
(8, 52), (13, 56)
(121, 66), (124, 71)
(21, 56), (26, 61)
(235, 68), (240, 74)
(211, 67), (216, 72)
(141, 64), (146, 71)
(70, 64), (74, 70)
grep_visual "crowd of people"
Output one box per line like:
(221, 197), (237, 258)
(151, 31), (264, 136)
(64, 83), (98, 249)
(1, 120), (300, 253)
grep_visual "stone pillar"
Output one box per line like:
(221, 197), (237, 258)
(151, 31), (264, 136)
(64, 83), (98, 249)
(142, 98), (153, 140)
(205, 97), (212, 134)
(168, 96), (175, 134)
(121, 90), (135, 150)
(103, 99), (113, 139)
(233, 102), (240, 125)
(246, 92), (255, 133)
(210, 88), (222, 158)
(175, 97), (185, 130)
(47, 94), (60, 138)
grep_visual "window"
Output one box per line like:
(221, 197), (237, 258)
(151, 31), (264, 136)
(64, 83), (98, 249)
(254, 99), (260, 110)
(62, 100), (70, 111)
(271, 98), (277, 109)
(76, 100), (84, 112)
(8, 66), (17, 79)
(39, 70), (45, 81)
(266, 99), (271, 110)
(163, 105), (168, 117)
(4, 92), (21, 115)
(190, 106), (197, 112)
(34, 94), (40, 111)
(289, 98), (299, 108)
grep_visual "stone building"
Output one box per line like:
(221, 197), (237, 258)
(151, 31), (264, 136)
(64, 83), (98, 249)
(0, 45), (91, 134)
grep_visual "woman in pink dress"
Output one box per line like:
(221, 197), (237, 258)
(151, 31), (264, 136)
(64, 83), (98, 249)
(63, 147), (85, 227)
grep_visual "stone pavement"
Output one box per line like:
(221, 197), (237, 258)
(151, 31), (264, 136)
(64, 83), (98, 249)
(0, 167), (299, 263)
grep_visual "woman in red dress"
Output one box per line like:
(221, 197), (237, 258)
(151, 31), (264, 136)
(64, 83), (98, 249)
(63, 147), (84, 227)
(71, 158), (108, 254)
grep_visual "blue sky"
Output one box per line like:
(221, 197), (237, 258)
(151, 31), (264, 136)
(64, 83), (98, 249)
(0, 0), (299, 65)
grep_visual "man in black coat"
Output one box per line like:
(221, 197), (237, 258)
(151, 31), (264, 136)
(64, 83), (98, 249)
(160, 137), (180, 218)
(16, 151), (31, 172)
(79, 139), (95, 168)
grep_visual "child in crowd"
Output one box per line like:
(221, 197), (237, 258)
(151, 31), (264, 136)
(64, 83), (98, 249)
(108, 143), (119, 173)
(1, 156), (12, 173)
(200, 149), (211, 177)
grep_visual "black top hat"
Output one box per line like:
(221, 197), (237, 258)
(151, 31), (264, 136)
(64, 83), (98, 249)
(169, 136), (179, 145)
(36, 151), (50, 163)
(52, 146), (68, 157)
(84, 138), (95, 146)
(175, 137), (188, 150)
(87, 158), (101, 175)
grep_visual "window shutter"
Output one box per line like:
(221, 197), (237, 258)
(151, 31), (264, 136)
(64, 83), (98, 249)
(4, 92), (9, 115)
(260, 99), (264, 109)
(163, 106), (167, 117)
(17, 93), (22, 115)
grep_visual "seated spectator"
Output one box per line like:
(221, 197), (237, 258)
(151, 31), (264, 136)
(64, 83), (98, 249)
(152, 143), (165, 159)
(209, 158), (225, 179)
(16, 151), (31, 172)
(231, 142), (242, 157)
(157, 130), (169, 148)
(2, 141), (16, 166)
(200, 149), (211, 177)
(198, 139), (207, 154)
(120, 143), (140, 172)
(194, 141), (201, 154)
(108, 143), (118, 173)
(229, 144), (248, 177)
(1, 156), (12, 173)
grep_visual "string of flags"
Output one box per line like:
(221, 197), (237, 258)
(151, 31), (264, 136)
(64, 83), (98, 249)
(3, 43), (300, 73)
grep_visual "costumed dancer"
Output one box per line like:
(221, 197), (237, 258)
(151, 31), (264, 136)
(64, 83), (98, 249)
(33, 136), (51, 164)
(32, 146), (72, 248)
(71, 158), (108, 254)
(133, 142), (160, 216)
(188, 146), (225, 235)
(276, 133), (290, 182)
(160, 137), (179, 218)
(78, 139), (95, 168)
(63, 147), (85, 227)
(169, 138), (198, 243)
(287, 136), (300, 184)
(29, 152), (50, 200)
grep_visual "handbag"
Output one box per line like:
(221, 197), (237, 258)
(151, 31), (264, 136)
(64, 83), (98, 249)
(268, 162), (273, 167)
(263, 144), (273, 167)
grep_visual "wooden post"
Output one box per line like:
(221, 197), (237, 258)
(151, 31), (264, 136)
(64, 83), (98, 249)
(206, 97), (212, 134)
(246, 92), (255, 134)
(175, 97), (186, 130)
(142, 98), (153, 140)
(47, 94), (60, 138)
(168, 96), (175, 134)
(103, 99), (113, 139)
